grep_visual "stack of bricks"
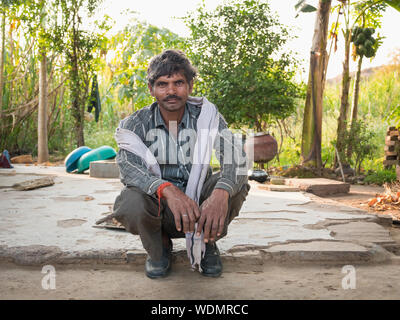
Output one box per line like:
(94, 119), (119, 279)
(384, 126), (400, 169)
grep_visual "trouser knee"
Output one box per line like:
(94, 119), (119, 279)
(113, 186), (161, 235)
(216, 181), (250, 240)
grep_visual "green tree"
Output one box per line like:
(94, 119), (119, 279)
(333, 0), (386, 167)
(386, 50), (400, 126)
(51, 0), (107, 147)
(37, 0), (49, 163)
(347, 6), (384, 160)
(0, 0), (49, 153)
(184, 0), (302, 131)
(298, 0), (393, 171)
(0, 0), (16, 141)
(0, 0), (112, 156)
(107, 17), (185, 112)
(342, 119), (377, 173)
(0, 1), (7, 115)
(383, 0), (400, 11)
(299, 0), (332, 170)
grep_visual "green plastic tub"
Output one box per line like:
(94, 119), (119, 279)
(77, 146), (117, 173)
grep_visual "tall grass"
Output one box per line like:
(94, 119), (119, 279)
(268, 61), (400, 171)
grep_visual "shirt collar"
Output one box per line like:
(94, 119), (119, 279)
(155, 103), (190, 129)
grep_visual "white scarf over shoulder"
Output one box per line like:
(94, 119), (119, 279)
(115, 96), (220, 272)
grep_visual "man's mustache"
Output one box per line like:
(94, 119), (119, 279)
(163, 95), (182, 101)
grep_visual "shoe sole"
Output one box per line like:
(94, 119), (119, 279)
(145, 260), (171, 279)
(201, 271), (222, 278)
(146, 269), (170, 279)
(201, 266), (222, 278)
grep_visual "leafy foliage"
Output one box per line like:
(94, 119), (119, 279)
(0, 0), (109, 152)
(342, 119), (377, 173)
(184, 0), (303, 131)
(386, 50), (400, 127)
(330, 0), (386, 166)
(0, 0), (398, 182)
(365, 169), (397, 185)
(106, 18), (186, 112)
(51, 0), (109, 147)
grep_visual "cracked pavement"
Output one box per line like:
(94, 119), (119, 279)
(0, 165), (398, 266)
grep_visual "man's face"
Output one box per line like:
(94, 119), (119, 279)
(148, 72), (193, 113)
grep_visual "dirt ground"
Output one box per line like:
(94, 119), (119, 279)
(1, 261), (400, 300)
(1, 184), (400, 300)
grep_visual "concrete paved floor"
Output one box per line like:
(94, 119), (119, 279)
(0, 165), (398, 267)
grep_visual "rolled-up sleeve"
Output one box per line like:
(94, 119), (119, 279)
(116, 112), (168, 196)
(117, 149), (168, 196)
(213, 115), (248, 198)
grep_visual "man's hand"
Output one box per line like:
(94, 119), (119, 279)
(197, 189), (229, 243)
(162, 184), (200, 233)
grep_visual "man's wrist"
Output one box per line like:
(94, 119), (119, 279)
(212, 188), (230, 200)
(214, 178), (234, 198)
(157, 182), (173, 199)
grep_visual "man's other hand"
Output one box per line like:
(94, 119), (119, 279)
(162, 184), (200, 233)
(197, 189), (229, 243)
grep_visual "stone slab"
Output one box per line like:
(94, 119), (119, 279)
(285, 178), (350, 196)
(268, 241), (367, 252)
(257, 184), (300, 192)
(270, 177), (286, 185)
(263, 241), (391, 263)
(0, 165), (396, 266)
(89, 160), (120, 178)
(326, 221), (395, 245)
(12, 177), (55, 191)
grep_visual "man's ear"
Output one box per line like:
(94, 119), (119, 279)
(188, 80), (194, 95)
(148, 83), (155, 97)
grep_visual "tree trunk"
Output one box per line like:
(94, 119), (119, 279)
(8, 17), (13, 112)
(71, 15), (84, 147)
(0, 11), (5, 122)
(346, 55), (363, 160)
(38, 51), (49, 163)
(300, 0), (332, 171)
(334, 29), (352, 167)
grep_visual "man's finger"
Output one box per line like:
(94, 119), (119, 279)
(187, 209), (196, 233)
(192, 201), (201, 220)
(181, 212), (190, 233)
(173, 211), (182, 232)
(217, 216), (225, 237)
(210, 219), (219, 241)
(203, 218), (212, 243)
(196, 214), (206, 237)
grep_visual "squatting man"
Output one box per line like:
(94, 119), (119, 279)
(111, 49), (251, 279)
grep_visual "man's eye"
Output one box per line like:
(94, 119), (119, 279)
(176, 81), (184, 86)
(157, 83), (167, 88)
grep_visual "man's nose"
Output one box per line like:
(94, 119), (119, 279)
(166, 83), (177, 95)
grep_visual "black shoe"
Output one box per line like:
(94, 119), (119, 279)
(145, 241), (172, 279)
(200, 242), (222, 277)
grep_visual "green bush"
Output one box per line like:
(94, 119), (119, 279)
(364, 169), (397, 185)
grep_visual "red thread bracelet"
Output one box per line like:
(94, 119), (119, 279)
(156, 182), (172, 216)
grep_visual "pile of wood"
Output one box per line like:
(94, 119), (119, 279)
(384, 126), (400, 169)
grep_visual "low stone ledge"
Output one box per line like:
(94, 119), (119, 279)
(285, 178), (350, 196)
(89, 160), (120, 179)
(0, 241), (394, 267)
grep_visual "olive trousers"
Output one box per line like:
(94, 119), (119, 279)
(113, 173), (250, 261)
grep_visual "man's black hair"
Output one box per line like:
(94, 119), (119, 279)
(147, 50), (197, 87)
